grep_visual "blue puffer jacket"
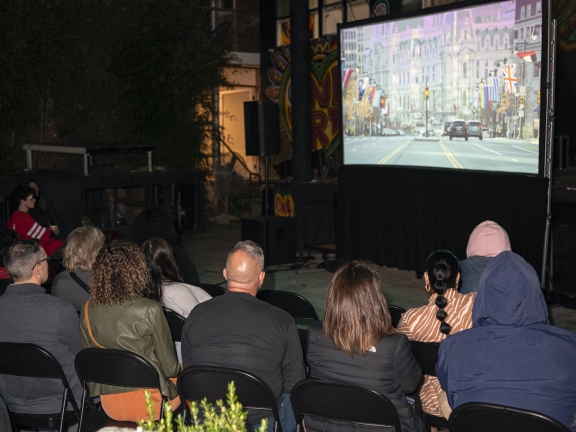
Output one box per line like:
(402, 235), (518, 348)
(437, 251), (576, 429)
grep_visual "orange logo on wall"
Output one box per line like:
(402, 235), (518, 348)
(275, 193), (295, 218)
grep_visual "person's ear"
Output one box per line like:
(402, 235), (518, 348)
(223, 268), (228, 281)
(424, 272), (430, 284)
(258, 271), (265, 288)
(456, 272), (461, 285)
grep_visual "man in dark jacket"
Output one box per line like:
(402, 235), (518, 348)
(182, 240), (305, 432)
(0, 240), (82, 415)
(437, 251), (576, 429)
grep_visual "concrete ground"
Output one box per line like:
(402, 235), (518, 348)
(184, 223), (576, 334)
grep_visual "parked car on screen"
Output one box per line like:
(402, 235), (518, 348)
(443, 121), (452, 136)
(449, 120), (468, 140)
(394, 129), (405, 136)
(382, 128), (395, 136)
(467, 121), (483, 140)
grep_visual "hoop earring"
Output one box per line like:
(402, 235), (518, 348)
(425, 283), (431, 292)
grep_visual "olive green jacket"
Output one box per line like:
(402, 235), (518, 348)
(79, 296), (179, 399)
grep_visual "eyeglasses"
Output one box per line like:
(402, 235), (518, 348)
(32, 256), (51, 270)
(26, 196), (36, 201)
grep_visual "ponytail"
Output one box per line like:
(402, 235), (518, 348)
(431, 264), (453, 335)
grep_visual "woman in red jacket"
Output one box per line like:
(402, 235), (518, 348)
(7, 185), (63, 256)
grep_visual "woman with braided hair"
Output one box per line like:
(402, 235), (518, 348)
(397, 250), (476, 425)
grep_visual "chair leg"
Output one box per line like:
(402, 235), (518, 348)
(77, 386), (87, 432)
(59, 388), (68, 432)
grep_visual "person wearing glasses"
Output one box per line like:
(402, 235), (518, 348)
(7, 185), (64, 256)
(0, 240), (82, 417)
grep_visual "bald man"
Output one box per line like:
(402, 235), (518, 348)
(181, 240), (304, 432)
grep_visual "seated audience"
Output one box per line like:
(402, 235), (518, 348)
(0, 241), (82, 414)
(142, 237), (211, 318)
(0, 228), (16, 296)
(20, 178), (59, 236)
(52, 226), (105, 311)
(6, 185), (64, 256)
(458, 220), (511, 294)
(397, 250), (475, 424)
(182, 240), (304, 432)
(307, 261), (425, 432)
(131, 206), (200, 285)
(79, 241), (180, 421)
(437, 251), (576, 429)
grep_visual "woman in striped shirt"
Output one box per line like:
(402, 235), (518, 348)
(397, 250), (476, 426)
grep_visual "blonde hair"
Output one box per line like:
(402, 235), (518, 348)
(63, 227), (105, 272)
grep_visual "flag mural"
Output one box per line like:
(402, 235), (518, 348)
(502, 64), (517, 93)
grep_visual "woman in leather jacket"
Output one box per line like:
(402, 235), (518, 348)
(79, 241), (180, 421)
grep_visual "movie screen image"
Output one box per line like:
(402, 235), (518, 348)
(340, 0), (544, 174)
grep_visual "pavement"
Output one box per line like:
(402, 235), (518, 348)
(183, 223), (576, 334)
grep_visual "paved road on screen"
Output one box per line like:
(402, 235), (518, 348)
(344, 135), (539, 174)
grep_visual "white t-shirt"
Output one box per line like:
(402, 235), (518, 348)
(162, 282), (212, 318)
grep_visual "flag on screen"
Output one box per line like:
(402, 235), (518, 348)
(358, 77), (368, 100)
(454, 103), (457, 112)
(373, 90), (382, 108)
(479, 86), (490, 109)
(379, 93), (386, 109)
(342, 69), (353, 88)
(516, 50), (538, 63)
(502, 64), (517, 93)
(367, 85), (377, 103)
(488, 77), (500, 102)
(411, 103), (415, 111)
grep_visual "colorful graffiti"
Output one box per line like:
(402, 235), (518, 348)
(557, 0), (576, 50)
(274, 193), (295, 218)
(265, 36), (342, 178)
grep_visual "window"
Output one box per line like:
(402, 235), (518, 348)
(463, 62), (467, 78)
(520, 6), (525, 19)
(527, 4), (532, 17)
(520, 28), (525, 40)
(536, 1), (542, 14)
(534, 64), (540, 77)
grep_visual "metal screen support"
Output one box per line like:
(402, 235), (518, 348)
(540, 11), (557, 289)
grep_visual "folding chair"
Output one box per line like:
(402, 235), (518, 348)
(291, 378), (401, 432)
(388, 305), (406, 328)
(177, 365), (282, 431)
(75, 348), (168, 432)
(0, 342), (81, 432)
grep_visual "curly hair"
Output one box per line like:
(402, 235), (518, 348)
(324, 261), (394, 358)
(90, 241), (151, 307)
(10, 184), (35, 208)
(130, 206), (177, 247)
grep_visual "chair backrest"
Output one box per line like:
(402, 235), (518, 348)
(163, 308), (186, 342)
(256, 290), (318, 320)
(388, 305), (406, 328)
(449, 402), (570, 432)
(409, 341), (440, 376)
(74, 348), (162, 389)
(196, 283), (227, 297)
(177, 366), (281, 430)
(291, 379), (402, 432)
(0, 342), (80, 414)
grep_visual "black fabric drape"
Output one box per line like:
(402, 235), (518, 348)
(336, 166), (548, 276)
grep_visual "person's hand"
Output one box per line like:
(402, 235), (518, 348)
(49, 225), (60, 235)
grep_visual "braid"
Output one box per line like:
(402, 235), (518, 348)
(432, 266), (452, 335)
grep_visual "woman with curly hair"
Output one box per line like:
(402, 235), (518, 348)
(397, 250), (476, 426)
(131, 206), (199, 285)
(79, 241), (180, 421)
(307, 261), (425, 432)
(52, 227), (105, 311)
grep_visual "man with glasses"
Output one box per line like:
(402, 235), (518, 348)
(0, 240), (82, 420)
(6, 184), (63, 256)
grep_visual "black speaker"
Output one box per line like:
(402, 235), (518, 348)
(241, 216), (296, 266)
(244, 101), (280, 156)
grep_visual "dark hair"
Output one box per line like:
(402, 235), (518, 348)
(0, 229), (17, 267)
(130, 206), (177, 247)
(10, 185), (35, 208)
(426, 250), (459, 336)
(324, 261), (394, 358)
(19, 178), (37, 188)
(141, 237), (183, 303)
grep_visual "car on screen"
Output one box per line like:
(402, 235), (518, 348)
(467, 121), (483, 140)
(443, 122), (452, 136)
(449, 120), (468, 141)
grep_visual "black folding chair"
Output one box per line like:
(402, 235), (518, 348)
(388, 305), (406, 328)
(196, 282), (227, 297)
(163, 307), (186, 343)
(75, 348), (169, 432)
(449, 402), (570, 432)
(177, 365), (282, 432)
(291, 378), (402, 432)
(0, 342), (81, 432)
(409, 340), (448, 429)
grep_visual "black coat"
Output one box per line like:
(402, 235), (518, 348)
(307, 320), (426, 432)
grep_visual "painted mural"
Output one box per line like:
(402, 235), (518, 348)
(265, 36), (342, 178)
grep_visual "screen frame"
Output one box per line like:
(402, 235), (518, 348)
(337, 0), (550, 178)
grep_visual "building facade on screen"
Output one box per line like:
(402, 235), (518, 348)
(341, 0), (543, 139)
